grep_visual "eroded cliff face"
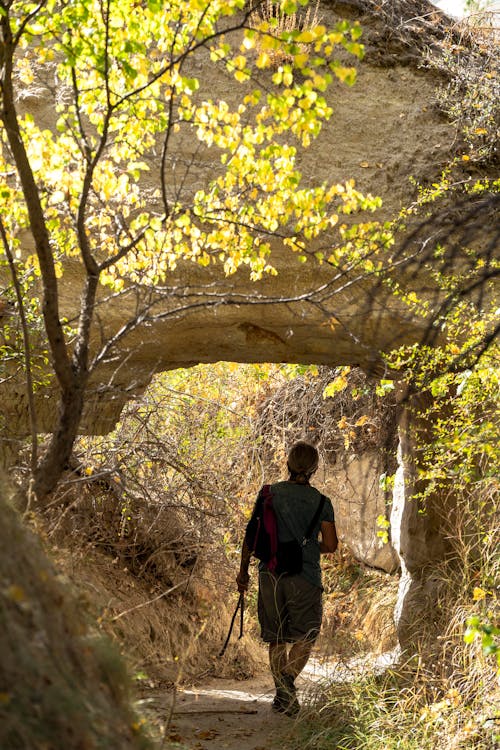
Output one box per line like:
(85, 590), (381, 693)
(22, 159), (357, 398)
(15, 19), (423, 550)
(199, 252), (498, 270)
(0, 478), (149, 749)
(325, 451), (400, 573)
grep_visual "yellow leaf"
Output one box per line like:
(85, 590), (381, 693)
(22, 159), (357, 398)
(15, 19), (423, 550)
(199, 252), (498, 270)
(297, 30), (315, 44)
(337, 416), (348, 430)
(256, 51), (271, 69)
(355, 415), (369, 427)
(323, 373), (348, 398)
(233, 55), (246, 69)
(472, 587), (486, 601)
(51, 190), (66, 204)
(241, 36), (255, 51)
(294, 53), (309, 68)
(234, 70), (250, 83)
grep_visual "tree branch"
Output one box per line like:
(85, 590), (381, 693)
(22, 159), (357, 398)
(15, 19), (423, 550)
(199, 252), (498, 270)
(0, 9), (73, 391)
(0, 218), (39, 471)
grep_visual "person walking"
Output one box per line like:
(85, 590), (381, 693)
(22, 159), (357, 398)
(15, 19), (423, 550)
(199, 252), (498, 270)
(236, 441), (338, 716)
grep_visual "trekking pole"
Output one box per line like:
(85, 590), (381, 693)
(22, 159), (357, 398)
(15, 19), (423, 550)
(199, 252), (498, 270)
(218, 592), (244, 657)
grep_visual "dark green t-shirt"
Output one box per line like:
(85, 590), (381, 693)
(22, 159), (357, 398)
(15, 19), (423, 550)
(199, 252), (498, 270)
(258, 480), (335, 589)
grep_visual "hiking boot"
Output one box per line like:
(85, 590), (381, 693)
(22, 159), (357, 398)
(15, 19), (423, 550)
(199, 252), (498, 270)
(272, 673), (300, 717)
(271, 689), (289, 713)
(283, 695), (300, 717)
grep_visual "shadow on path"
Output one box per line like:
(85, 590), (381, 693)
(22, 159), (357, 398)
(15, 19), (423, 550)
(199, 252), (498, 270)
(141, 674), (291, 750)
(139, 648), (401, 749)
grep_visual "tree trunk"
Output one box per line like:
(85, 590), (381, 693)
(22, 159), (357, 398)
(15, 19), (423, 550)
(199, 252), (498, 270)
(32, 378), (87, 502)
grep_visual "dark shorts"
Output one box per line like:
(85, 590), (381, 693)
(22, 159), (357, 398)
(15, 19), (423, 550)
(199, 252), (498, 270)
(257, 570), (323, 644)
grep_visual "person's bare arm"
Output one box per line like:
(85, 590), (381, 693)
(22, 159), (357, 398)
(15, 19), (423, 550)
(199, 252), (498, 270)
(319, 520), (338, 554)
(236, 539), (252, 591)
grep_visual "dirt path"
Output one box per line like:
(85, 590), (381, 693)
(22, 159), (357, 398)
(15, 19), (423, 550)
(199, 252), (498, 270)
(164, 673), (292, 750)
(141, 671), (300, 750)
(141, 653), (394, 750)
(140, 664), (329, 749)
(140, 651), (399, 749)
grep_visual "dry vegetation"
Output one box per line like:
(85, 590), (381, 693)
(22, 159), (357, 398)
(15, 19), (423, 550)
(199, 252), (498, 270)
(27, 364), (398, 695)
(0, 479), (152, 750)
(288, 488), (500, 750)
(255, 366), (398, 469)
(4, 354), (498, 748)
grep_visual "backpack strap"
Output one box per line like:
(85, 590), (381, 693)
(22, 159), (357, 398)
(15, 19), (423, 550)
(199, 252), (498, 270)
(302, 494), (326, 546)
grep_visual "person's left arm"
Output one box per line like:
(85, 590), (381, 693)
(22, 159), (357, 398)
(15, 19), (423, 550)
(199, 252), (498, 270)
(318, 495), (338, 554)
(319, 520), (338, 554)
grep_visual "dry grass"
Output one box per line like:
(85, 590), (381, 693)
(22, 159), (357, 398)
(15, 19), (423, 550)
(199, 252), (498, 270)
(248, 0), (323, 65)
(250, 0), (322, 32)
(38, 469), (264, 687)
(426, 15), (500, 166)
(287, 478), (500, 750)
(320, 552), (399, 657)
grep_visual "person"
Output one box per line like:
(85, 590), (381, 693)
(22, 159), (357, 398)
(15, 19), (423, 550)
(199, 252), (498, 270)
(236, 441), (338, 716)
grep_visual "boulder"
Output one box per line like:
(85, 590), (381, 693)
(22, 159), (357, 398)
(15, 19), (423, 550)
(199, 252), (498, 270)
(325, 451), (400, 573)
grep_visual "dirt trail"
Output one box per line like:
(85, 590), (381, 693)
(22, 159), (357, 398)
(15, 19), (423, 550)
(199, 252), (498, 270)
(141, 665), (327, 749)
(141, 651), (399, 749)
(161, 673), (292, 750)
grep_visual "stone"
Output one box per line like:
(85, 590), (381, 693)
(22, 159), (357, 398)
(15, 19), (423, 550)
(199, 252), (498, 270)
(325, 451), (400, 573)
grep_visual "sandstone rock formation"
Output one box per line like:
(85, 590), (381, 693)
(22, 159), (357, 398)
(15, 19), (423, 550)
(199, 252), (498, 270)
(325, 451), (400, 573)
(0, 478), (148, 749)
(1, 0), (460, 439)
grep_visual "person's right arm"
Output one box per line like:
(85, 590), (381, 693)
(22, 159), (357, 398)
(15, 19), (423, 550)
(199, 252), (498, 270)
(320, 520), (338, 554)
(236, 539), (252, 592)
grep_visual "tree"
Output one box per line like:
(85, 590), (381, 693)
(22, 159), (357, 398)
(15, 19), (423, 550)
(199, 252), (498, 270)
(0, 0), (376, 501)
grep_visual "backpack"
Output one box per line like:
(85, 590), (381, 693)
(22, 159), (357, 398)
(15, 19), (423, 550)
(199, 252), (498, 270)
(244, 485), (326, 576)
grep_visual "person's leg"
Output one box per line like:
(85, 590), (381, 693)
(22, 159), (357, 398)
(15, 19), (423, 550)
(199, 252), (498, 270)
(269, 641), (299, 714)
(286, 638), (313, 680)
(276, 576), (322, 716)
(269, 641), (288, 681)
(257, 572), (293, 712)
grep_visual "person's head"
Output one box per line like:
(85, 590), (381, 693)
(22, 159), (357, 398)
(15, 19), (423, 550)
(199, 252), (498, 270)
(287, 441), (319, 484)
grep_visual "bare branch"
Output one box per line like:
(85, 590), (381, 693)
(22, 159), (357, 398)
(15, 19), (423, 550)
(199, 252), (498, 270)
(0, 218), (39, 470)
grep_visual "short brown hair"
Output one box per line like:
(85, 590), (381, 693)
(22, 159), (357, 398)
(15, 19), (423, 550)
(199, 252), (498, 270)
(287, 441), (319, 477)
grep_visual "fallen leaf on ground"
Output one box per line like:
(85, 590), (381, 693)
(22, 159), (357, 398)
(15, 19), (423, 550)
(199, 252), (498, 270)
(195, 729), (219, 740)
(165, 732), (184, 743)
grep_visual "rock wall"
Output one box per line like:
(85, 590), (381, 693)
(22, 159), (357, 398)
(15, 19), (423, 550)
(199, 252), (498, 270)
(325, 451), (400, 573)
(390, 391), (455, 652)
(0, 478), (150, 749)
